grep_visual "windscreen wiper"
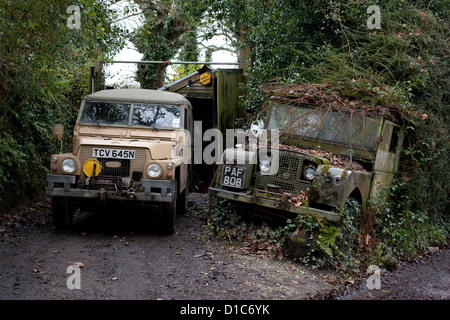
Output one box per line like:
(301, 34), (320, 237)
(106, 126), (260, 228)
(86, 111), (101, 127)
(135, 119), (159, 131)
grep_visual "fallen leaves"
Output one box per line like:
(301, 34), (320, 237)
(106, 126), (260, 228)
(222, 230), (282, 260)
(287, 189), (311, 207)
(426, 246), (440, 255)
(260, 80), (409, 124)
(415, 111), (428, 120)
(278, 143), (366, 170)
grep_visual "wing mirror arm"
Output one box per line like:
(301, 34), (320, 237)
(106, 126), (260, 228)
(52, 124), (64, 154)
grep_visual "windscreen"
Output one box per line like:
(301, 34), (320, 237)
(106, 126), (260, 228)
(132, 104), (181, 129)
(267, 104), (379, 150)
(79, 102), (130, 126)
(79, 102), (181, 129)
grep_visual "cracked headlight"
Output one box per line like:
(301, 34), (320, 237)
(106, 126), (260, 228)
(259, 158), (271, 173)
(62, 158), (76, 174)
(147, 163), (162, 178)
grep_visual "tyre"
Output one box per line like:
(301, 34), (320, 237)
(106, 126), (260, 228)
(177, 173), (189, 216)
(159, 179), (177, 234)
(52, 196), (74, 230)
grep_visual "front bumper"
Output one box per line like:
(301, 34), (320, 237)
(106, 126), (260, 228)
(208, 186), (340, 221)
(45, 174), (172, 202)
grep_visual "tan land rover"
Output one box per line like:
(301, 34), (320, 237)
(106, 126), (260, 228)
(46, 89), (193, 234)
(209, 102), (404, 222)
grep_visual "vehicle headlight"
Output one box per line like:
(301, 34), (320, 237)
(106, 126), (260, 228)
(303, 167), (316, 181)
(62, 158), (76, 174)
(147, 163), (162, 178)
(259, 158), (271, 173)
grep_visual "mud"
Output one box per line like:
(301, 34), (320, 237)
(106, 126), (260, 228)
(338, 246), (449, 300)
(0, 194), (448, 301)
(0, 194), (337, 300)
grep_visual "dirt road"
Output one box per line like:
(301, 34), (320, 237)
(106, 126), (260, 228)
(338, 247), (449, 300)
(0, 194), (336, 300)
(0, 193), (448, 304)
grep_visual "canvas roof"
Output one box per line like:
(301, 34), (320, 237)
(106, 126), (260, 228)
(84, 89), (191, 106)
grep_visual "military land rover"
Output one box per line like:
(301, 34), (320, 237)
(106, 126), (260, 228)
(46, 89), (193, 233)
(209, 102), (404, 222)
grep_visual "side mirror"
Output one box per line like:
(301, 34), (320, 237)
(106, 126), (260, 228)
(52, 124), (64, 140)
(250, 120), (264, 138)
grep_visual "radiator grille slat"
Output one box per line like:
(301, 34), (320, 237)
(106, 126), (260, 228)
(255, 150), (311, 194)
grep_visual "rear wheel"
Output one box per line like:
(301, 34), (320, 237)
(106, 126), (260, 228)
(52, 196), (74, 230)
(159, 179), (177, 234)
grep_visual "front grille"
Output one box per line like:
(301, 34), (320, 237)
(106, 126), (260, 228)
(255, 149), (311, 194)
(97, 158), (130, 177)
(79, 146), (147, 182)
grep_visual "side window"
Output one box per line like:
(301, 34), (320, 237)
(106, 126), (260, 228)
(389, 126), (401, 153)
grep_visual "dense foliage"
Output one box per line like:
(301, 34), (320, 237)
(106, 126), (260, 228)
(130, 0), (210, 88)
(0, 0), (126, 210)
(206, 0), (449, 269)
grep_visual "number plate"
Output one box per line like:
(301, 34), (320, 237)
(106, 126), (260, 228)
(92, 148), (135, 160)
(221, 166), (246, 189)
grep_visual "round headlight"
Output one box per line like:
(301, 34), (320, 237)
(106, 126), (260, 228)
(62, 158), (76, 174)
(259, 158), (271, 173)
(303, 167), (316, 181)
(147, 163), (162, 178)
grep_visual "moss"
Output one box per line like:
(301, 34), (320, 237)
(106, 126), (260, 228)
(320, 165), (332, 176)
(259, 192), (274, 197)
(316, 158), (329, 165)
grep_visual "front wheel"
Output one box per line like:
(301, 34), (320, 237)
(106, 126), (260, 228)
(159, 179), (177, 234)
(52, 196), (74, 230)
(177, 173), (189, 216)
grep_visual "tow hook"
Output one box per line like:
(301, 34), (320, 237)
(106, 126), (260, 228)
(121, 188), (136, 200)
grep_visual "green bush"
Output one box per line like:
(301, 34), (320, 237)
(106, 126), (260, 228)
(0, 0), (125, 211)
